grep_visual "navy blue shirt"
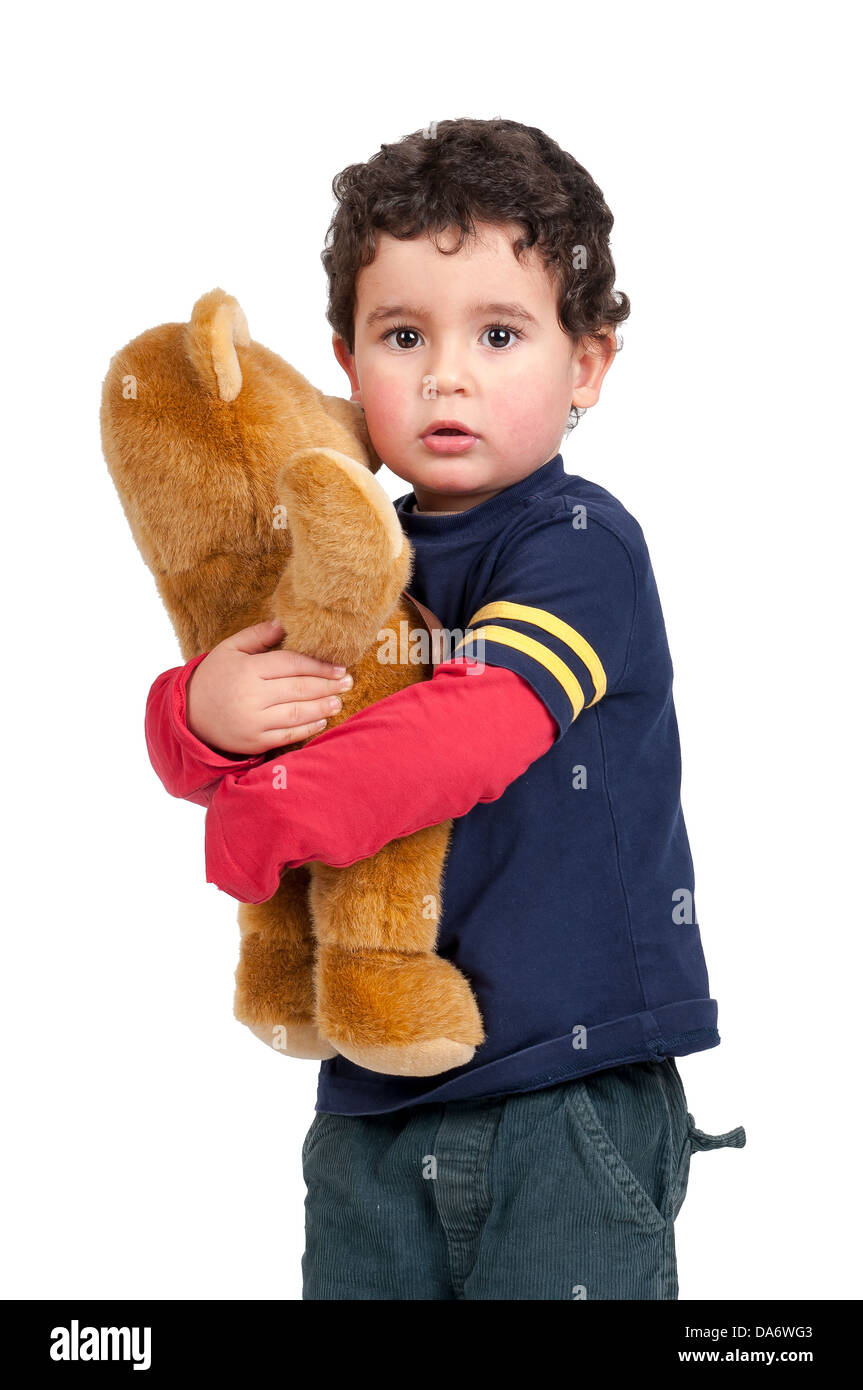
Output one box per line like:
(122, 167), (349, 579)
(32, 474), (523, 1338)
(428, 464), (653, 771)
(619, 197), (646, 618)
(315, 452), (719, 1114)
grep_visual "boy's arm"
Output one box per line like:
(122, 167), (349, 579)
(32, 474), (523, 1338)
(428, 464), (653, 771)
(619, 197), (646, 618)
(204, 658), (557, 903)
(145, 653), (269, 808)
(205, 498), (639, 904)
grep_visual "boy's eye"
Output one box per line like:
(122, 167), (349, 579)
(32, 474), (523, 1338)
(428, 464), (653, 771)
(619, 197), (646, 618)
(481, 325), (520, 349)
(381, 322), (523, 351)
(384, 326), (423, 350)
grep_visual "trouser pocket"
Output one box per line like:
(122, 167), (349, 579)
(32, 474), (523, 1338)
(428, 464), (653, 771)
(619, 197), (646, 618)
(562, 1059), (747, 1231)
(301, 1110), (338, 1167)
(562, 1058), (691, 1229)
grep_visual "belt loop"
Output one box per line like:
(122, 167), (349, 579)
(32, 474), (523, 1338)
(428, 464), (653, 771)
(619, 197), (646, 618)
(687, 1113), (747, 1152)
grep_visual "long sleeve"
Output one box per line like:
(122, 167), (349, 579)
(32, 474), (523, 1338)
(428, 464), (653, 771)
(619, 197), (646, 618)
(145, 653), (268, 808)
(203, 657), (557, 903)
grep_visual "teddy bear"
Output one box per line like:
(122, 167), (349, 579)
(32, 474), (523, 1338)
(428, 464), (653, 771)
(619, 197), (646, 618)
(100, 288), (485, 1077)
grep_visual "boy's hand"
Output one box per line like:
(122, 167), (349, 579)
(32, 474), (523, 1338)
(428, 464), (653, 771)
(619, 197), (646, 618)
(186, 619), (353, 756)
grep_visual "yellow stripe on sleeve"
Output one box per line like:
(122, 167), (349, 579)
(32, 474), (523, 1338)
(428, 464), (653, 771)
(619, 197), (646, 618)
(453, 625), (587, 721)
(454, 601), (607, 709)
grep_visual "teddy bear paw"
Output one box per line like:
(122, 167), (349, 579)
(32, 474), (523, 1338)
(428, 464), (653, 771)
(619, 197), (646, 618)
(328, 1036), (477, 1077)
(242, 1018), (339, 1060)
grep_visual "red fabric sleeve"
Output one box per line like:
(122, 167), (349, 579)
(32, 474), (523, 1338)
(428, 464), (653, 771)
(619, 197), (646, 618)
(144, 653), (268, 808)
(203, 657), (557, 904)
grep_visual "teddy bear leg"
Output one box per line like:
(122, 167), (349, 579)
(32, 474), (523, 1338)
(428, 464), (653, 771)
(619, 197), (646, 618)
(234, 869), (337, 1059)
(308, 824), (486, 1077)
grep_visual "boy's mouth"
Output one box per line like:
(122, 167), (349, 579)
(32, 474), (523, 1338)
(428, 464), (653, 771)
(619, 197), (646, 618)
(422, 418), (477, 436)
(421, 420), (480, 455)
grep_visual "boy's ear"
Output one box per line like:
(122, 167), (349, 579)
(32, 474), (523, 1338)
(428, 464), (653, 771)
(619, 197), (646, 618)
(571, 328), (617, 412)
(332, 333), (362, 403)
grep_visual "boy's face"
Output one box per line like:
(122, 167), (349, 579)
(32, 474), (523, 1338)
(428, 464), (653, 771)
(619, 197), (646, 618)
(333, 221), (615, 513)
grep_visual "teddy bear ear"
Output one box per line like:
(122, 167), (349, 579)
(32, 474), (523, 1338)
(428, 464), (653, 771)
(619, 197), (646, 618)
(184, 288), (251, 403)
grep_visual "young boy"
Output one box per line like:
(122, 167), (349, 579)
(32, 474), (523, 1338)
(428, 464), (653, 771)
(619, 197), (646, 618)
(145, 118), (745, 1300)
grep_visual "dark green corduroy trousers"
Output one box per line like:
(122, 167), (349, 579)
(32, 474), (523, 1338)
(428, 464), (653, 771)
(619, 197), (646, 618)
(301, 1057), (745, 1300)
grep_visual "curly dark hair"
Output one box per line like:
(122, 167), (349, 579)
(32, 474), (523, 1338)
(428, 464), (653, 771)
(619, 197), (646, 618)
(321, 117), (630, 431)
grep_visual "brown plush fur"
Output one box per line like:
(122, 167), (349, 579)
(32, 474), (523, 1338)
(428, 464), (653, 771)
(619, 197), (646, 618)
(101, 289), (484, 1075)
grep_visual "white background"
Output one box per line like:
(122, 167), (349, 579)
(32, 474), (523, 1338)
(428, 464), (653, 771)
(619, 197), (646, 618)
(2, 0), (859, 1302)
